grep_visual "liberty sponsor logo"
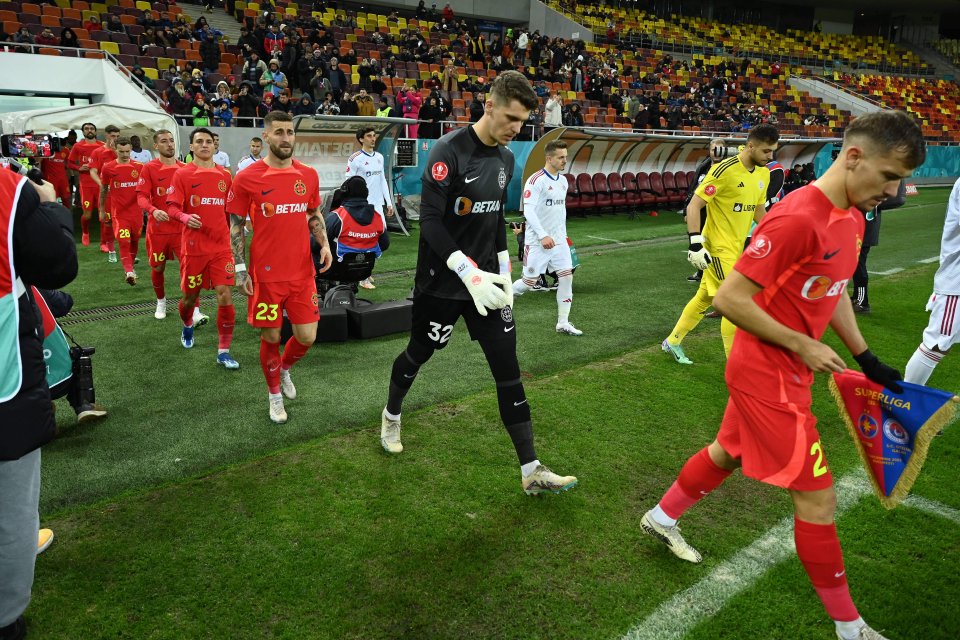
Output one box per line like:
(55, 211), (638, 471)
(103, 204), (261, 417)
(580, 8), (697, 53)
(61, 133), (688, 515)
(732, 202), (757, 213)
(431, 161), (448, 181)
(746, 234), (772, 259)
(545, 198), (565, 207)
(455, 197), (501, 215)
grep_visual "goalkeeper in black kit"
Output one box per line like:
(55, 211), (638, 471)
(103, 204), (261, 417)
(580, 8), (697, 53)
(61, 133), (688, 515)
(379, 71), (578, 496)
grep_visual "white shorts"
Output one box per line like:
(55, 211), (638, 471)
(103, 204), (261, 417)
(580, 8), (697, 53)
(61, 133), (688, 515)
(522, 242), (573, 280)
(921, 293), (960, 351)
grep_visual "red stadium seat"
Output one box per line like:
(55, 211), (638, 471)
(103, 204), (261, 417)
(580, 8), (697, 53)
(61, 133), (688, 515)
(661, 171), (685, 205)
(647, 172), (671, 205)
(621, 171), (642, 208)
(564, 173), (582, 215)
(606, 172), (628, 209)
(674, 170), (690, 194)
(592, 173), (612, 211)
(576, 173), (596, 210)
(634, 172), (659, 207)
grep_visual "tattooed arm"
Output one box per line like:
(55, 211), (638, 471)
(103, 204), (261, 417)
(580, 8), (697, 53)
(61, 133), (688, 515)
(230, 213), (253, 295)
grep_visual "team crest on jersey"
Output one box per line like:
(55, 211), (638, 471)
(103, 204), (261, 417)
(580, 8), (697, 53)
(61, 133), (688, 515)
(883, 418), (910, 445)
(294, 179), (307, 196)
(311, 292), (319, 306)
(218, 180), (227, 193)
(225, 261), (235, 275)
(500, 306), (513, 323)
(523, 189), (531, 199)
(131, 169), (139, 178)
(498, 168), (507, 189)
(746, 234), (772, 259)
(431, 161), (448, 181)
(759, 180), (765, 190)
(704, 184), (717, 196)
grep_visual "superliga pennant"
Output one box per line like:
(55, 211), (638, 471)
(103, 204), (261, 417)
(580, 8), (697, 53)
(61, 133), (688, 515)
(829, 369), (958, 509)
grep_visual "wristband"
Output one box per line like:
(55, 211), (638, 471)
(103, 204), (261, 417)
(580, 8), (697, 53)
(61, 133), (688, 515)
(234, 263), (246, 272)
(688, 233), (705, 245)
(446, 250), (476, 281)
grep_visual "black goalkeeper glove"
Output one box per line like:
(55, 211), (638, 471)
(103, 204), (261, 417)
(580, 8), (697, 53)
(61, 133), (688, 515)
(853, 349), (903, 393)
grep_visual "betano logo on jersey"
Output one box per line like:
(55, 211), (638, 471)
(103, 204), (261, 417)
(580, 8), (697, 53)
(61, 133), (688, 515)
(112, 180), (138, 189)
(261, 201), (309, 218)
(189, 195), (226, 207)
(455, 197), (502, 216)
(801, 276), (848, 300)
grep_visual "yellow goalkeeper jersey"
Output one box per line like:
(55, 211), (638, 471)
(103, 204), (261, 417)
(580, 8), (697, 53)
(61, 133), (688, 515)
(694, 155), (770, 260)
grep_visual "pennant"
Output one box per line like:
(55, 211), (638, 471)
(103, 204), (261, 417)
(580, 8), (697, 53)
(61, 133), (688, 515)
(829, 370), (958, 509)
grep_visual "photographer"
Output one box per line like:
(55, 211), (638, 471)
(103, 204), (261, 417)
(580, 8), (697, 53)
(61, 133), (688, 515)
(320, 176), (389, 282)
(0, 169), (78, 638)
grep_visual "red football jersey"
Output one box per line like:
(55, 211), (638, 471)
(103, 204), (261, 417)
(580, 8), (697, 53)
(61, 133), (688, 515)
(166, 163), (233, 257)
(226, 159), (319, 283)
(137, 158), (186, 236)
(99, 160), (144, 220)
(90, 145), (118, 175)
(41, 147), (69, 184)
(67, 139), (103, 185)
(726, 185), (865, 403)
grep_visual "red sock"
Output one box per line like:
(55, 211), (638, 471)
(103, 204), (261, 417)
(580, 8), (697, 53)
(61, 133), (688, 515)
(151, 269), (165, 300)
(794, 517), (858, 622)
(178, 299), (195, 327)
(280, 336), (311, 371)
(260, 339), (282, 394)
(80, 215), (90, 235)
(217, 304), (235, 350)
(659, 447), (732, 520)
(131, 229), (141, 262)
(118, 232), (134, 272)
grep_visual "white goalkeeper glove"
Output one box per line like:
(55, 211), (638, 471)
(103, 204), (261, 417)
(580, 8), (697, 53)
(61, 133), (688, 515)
(496, 249), (514, 309)
(687, 233), (712, 270)
(447, 250), (510, 316)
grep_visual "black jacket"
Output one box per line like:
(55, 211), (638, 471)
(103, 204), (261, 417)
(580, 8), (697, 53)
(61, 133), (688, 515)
(1, 178), (78, 460)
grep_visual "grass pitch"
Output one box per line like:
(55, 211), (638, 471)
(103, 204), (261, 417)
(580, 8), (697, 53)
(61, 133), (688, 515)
(27, 188), (960, 639)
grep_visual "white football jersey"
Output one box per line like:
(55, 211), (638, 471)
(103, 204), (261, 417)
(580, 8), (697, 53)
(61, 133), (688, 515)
(213, 150), (231, 168)
(933, 178), (960, 295)
(129, 149), (153, 163)
(522, 169), (568, 245)
(237, 155), (261, 172)
(345, 149), (391, 210)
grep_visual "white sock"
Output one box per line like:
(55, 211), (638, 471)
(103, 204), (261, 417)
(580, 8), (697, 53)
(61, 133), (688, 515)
(157, 297), (165, 304)
(556, 274), (573, 324)
(513, 278), (532, 295)
(904, 345), (942, 385)
(268, 392), (282, 401)
(383, 408), (401, 422)
(650, 504), (677, 527)
(835, 617), (866, 640)
(218, 348), (228, 355)
(521, 459), (541, 477)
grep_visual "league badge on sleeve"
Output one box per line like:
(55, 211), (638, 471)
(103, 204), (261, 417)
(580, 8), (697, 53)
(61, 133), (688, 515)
(830, 370), (959, 508)
(431, 161), (448, 182)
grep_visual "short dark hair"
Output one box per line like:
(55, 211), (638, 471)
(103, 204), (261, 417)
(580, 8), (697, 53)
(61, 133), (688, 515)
(105, 124), (121, 134)
(81, 122), (97, 131)
(264, 110), (293, 128)
(544, 140), (567, 155)
(189, 128), (214, 144)
(115, 136), (132, 147)
(356, 125), (376, 141)
(843, 110), (926, 169)
(489, 70), (538, 111)
(747, 123), (779, 146)
(250, 137), (262, 143)
(213, 133), (220, 139)
(153, 128), (173, 142)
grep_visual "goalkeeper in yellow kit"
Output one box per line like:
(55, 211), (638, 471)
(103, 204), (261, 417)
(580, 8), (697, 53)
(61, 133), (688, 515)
(662, 124), (780, 364)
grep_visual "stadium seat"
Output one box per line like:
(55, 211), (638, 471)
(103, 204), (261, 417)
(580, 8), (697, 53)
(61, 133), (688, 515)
(99, 41), (119, 55)
(576, 173), (596, 210)
(592, 173), (612, 212)
(621, 172), (642, 208)
(606, 172), (628, 210)
(564, 173), (582, 215)
(647, 172), (671, 205)
(634, 172), (659, 207)
(661, 171), (685, 205)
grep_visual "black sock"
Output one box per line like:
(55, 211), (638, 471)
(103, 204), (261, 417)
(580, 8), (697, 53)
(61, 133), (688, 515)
(386, 340), (433, 415)
(497, 379), (536, 464)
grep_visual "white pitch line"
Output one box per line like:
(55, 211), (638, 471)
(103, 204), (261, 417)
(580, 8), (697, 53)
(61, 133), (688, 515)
(620, 473), (871, 640)
(918, 257), (940, 264)
(903, 495), (960, 525)
(588, 235), (624, 244)
(868, 268), (904, 276)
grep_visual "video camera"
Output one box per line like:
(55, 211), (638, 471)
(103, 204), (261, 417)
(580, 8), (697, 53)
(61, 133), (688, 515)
(1, 132), (60, 159)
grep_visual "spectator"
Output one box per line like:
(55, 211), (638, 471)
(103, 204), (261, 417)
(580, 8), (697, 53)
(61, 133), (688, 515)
(131, 65), (155, 90)
(167, 78), (191, 124)
(633, 103), (650, 130)
(339, 91), (358, 116)
(200, 32), (221, 74)
(396, 84), (422, 137)
(281, 35), (302, 91)
(263, 24), (284, 57)
(35, 28), (58, 46)
(271, 91), (294, 114)
(257, 93), (274, 123)
(376, 99), (392, 118)
(260, 59), (288, 97)
(441, 59), (459, 93)
(237, 26), (262, 59)
(327, 57), (347, 102)
(292, 93), (315, 116)
(235, 82), (261, 126)
(468, 92), (484, 122)
(12, 27), (34, 51)
(59, 27), (79, 48)
(83, 15), (102, 32)
(106, 14), (125, 33)
(418, 96), (442, 139)
(189, 68), (210, 93)
(193, 17), (212, 41)
(162, 63), (180, 83)
(544, 91), (563, 129)
(192, 94), (214, 125)
(355, 89), (376, 116)
(317, 93), (340, 115)
(242, 53), (267, 95)
(564, 103), (584, 127)
(309, 67), (332, 102)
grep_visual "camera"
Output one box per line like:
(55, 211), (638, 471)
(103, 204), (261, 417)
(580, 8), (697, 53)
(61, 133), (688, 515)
(67, 345), (98, 411)
(1, 132), (60, 159)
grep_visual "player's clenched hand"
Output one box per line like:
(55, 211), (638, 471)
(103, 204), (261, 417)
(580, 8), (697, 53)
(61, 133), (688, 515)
(235, 270), (254, 296)
(854, 349), (904, 393)
(796, 338), (845, 373)
(316, 246), (333, 274)
(541, 236), (556, 250)
(152, 208), (170, 222)
(687, 233), (712, 270)
(447, 250), (509, 316)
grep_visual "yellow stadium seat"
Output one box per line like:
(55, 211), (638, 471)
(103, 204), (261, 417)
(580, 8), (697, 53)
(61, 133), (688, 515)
(99, 41), (119, 55)
(90, 2), (106, 12)
(142, 66), (158, 79)
(135, 0), (149, 8)
(284, 6), (296, 15)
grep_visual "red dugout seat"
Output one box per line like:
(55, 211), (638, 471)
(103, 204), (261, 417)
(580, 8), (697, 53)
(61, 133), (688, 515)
(592, 173), (612, 211)
(606, 172), (628, 209)
(621, 171), (642, 207)
(635, 172), (659, 207)
(647, 172), (671, 205)
(564, 173), (583, 215)
(576, 173), (596, 210)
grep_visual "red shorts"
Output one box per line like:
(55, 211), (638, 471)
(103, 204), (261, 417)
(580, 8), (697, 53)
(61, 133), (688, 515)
(247, 277), (319, 328)
(50, 178), (70, 205)
(717, 387), (833, 491)
(79, 182), (99, 212)
(180, 251), (235, 293)
(112, 216), (142, 241)
(147, 232), (180, 267)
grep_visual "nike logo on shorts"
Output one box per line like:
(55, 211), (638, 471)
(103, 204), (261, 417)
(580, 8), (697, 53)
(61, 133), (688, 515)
(513, 400), (527, 406)
(464, 176), (479, 183)
(504, 325), (515, 332)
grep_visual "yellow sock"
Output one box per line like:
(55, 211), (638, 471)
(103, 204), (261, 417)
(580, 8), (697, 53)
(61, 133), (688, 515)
(667, 287), (713, 345)
(720, 317), (737, 357)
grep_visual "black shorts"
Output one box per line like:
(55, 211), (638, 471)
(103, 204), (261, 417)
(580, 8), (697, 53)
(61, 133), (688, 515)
(411, 293), (517, 350)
